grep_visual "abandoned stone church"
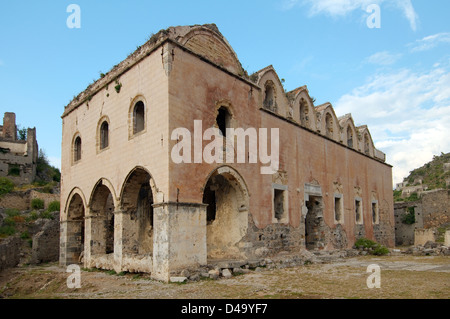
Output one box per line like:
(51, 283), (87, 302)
(59, 24), (394, 281)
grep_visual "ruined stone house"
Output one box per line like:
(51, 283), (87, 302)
(0, 112), (38, 185)
(394, 189), (450, 246)
(59, 24), (394, 282)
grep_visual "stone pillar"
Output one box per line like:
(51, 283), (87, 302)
(2, 112), (17, 141)
(113, 209), (126, 273)
(84, 216), (93, 268)
(445, 230), (450, 247)
(152, 202), (207, 282)
(59, 219), (84, 266)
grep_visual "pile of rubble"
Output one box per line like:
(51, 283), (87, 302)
(403, 241), (450, 256)
(169, 249), (377, 283)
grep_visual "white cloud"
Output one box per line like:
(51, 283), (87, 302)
(334, 64), (450, 185)
(391, 0), (419, 31)
(409, 32), (450, 52)
(366, 51), (402, 66)
(290, 0), (419, 31)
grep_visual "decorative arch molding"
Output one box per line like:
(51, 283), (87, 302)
(119, 166), (159, 210)
(64, 187), (87, 220)
(96, 115), (111, 152)
(128, 95), (148, 139)
(316, 103), (340, 141)
(71, 132), (82, 165)
(358, 126), (375, 157)
(88, 178), (119, 214)
(202, 165), (250, 212)
(178, 26), (243, 75)
(339, 115), (358, 149)
(257, 66), (290, 117)
(292, 87), (317, 131)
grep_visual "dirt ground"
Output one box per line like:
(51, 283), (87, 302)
(0, 255), (448, 299)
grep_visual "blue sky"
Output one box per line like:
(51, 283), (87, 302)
(1, 0), (449, 185)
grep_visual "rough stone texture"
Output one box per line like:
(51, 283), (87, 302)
(445, 230), (450, 247)
(421, 190), (450, 229)
(222, 268), (232, 278)
(0, 112), (38, 185)
(414, 229), (436, 247)
(0, 189), (59, 211)
(0, 236), (21, 271)
(394, 201), (420, 246)
(395, 189), (449, 246)
(30, 212), (60, 264)
(169, 277), (187, 283)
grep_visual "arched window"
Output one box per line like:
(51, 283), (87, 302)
(364, 133), (370, 155)
(133, 101), (145, 134)
(299, 99), (309, 127)
(216, 106), (231, 137)
(325, 113), (333, 138)
(74, 136), (82, 163)
(263, 82), (275, 110)
(347, 126), (353, 148)
(100, 121), (109, 150)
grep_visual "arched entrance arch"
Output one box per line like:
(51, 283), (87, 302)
(202, 166), (250, 260)
(88, 179), (117, 257)
(119, 166), (156, 256)
(60, 188), (86, 265)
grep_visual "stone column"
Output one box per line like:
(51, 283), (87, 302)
(59, 219), (84, 266)
(113, 209), (126, 273)
(152, 202), (207, 282)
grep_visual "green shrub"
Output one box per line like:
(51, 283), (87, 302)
(402, 207), (416, 225)
(20, 231), (30, 239)
(26, 211), (39, 222)
(0, 225), (16, 237)
(47, 201), (60, 213)
(0, 177), (14, 197)
(355, 237), (389, 256)
(354, 238), (377, 249)
(7, 164), (21, 177)
(39, 211), (54, 220)
(406, 192), (419, 202)
(5, 208), (20, 217)
(3, 217), (16, 227)
(31, 198), (45, 209)
(372, 245), (390, 256)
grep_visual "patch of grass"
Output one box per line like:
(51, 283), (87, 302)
(47, 201), (60, 213)
(39, 211), (54, 220)
(26, 211), (39, 222)
(0, 225), (16, 237)
(20, 231), (30, 239)
(31, 198), (45, 210)
(5, 208), (20, 217)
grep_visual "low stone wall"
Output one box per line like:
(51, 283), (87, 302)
(30, 213), (60, 264)
(0, 192), (29, 210)
(0, 236), (21, 271)
(29, 190), (60, 210)
(414, 229), (435, 246)
(0, 189), (59, 210)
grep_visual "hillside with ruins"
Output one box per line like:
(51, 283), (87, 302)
(394, 152), (450, 247)
(395, 152), (450, 202)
